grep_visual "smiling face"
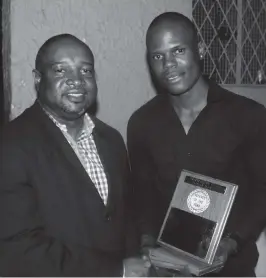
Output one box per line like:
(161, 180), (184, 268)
(147, 20), (201, 96)
(34, 36), (97, 121)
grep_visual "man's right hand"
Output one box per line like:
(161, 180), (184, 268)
(140, 234), (157, 256)
(123, 257), (151, 277)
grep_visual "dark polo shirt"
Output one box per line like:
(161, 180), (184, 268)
(127, 82), (266, 276)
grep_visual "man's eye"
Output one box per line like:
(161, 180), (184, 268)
(174, 48), (185, 55)
(152, 54), (163, 60)
(81, 68), (93, 74)
(55, 68), (65, 73)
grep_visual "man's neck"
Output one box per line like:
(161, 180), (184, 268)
(169, 76), (209, 113)
(168, 77), (209, 134)
(41, 103), (85, 140)
(64, 118), (84, 140)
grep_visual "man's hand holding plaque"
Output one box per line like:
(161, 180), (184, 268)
(215, 237), (238, 262)
(197, 234), (238, 273)
(140, 234), (192, 277)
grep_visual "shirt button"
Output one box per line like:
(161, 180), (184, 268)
(105, 215), (111, 221)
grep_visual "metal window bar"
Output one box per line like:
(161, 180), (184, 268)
(192, 0), (266, 85)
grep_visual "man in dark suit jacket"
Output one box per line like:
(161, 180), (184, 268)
(0, 34), (149, 276)
(127, 12), (266, 276)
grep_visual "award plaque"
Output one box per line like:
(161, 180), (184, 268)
(149, 170), (238, 276)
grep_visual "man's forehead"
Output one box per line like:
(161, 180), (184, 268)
(147, 23), (194, 50)
(41, 39), (94, 64)
(150, 19), (193, 37)
(45, 38), (92, 54)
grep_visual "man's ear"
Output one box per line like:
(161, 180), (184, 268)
(198, 41), (206, 60)
(32, 69), (42, 91)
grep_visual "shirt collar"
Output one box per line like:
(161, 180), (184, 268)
(42, 107), (95, 136)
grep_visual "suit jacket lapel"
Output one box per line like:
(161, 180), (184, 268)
(30, 102), (104, 202)
(92, 127), (115, 214)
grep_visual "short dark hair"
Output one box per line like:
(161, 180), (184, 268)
(35, 33), (92, 71)
(146, 12), (198, 45)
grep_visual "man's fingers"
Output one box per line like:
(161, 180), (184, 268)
(141, 255), (151, 268)
(179, 265), (192, 277)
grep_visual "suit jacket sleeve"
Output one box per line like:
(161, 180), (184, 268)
(0, 135), (122, 277)
(127, 115), (158, 239)
(110, 128), (139, 257)
(122, 141), (140, 257)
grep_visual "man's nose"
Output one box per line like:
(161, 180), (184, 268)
(66, 72), (84, 87)
(66, 78), (83, 87)
(164, 53), (177, 69)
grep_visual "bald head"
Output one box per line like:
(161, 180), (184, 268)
(146, 12), (198, 47)
(35, 34), (94, 72)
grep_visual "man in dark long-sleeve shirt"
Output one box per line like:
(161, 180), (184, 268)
(127, 12), (266, 276)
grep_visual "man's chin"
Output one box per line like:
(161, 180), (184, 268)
(165, 86), (187, 96)
(161, 81), (183, 94)
(60, 107), (87, 119)
(169, 90), (187, 96)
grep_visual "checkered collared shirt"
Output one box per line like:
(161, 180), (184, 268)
(46, 111), (109, 205)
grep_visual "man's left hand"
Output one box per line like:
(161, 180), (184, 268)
(215, 237), (238, 263)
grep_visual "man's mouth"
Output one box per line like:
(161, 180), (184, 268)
(165, 72), (184, 83)
(68, 93), (84, 97)
(66, 92), (86, 103)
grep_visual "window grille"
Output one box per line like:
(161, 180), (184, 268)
(192, 0), (266, 85)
